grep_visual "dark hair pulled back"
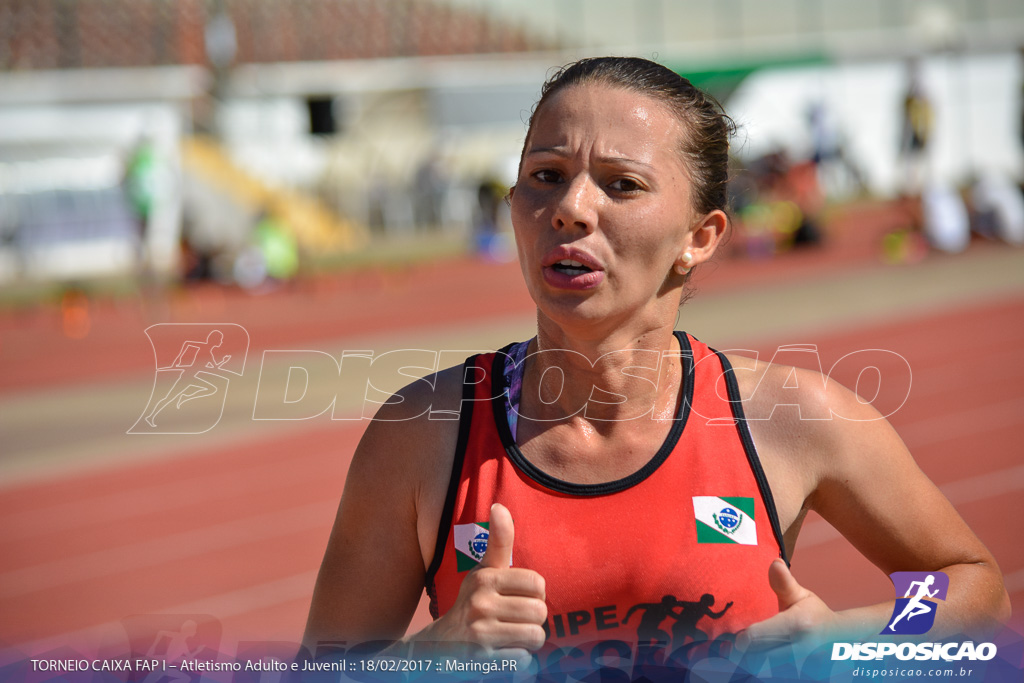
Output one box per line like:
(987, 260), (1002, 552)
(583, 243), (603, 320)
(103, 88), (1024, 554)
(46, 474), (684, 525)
(524, 56), (734, 217)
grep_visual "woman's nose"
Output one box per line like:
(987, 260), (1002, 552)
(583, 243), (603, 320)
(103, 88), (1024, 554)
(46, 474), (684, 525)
(551, 175), (598, 232)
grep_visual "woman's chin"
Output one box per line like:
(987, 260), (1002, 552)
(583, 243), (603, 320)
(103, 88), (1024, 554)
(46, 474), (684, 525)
(535, 294), (603, 322)
(532, 289), (678, 342)
(533, 294), (634, 338)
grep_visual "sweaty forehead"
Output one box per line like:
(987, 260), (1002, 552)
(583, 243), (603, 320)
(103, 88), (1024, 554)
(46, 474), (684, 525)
(526, 84), (686, 161)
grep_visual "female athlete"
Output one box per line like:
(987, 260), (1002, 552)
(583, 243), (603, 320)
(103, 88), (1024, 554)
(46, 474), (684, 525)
(304, 57), (1009, 662)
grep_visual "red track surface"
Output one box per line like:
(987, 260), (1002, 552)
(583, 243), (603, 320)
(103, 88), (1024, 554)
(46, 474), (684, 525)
(1, 211), (1022, 656)
(751, 294), (1024, 621)
(0, 201), (913, 395)
(4, 295), (1022, 654)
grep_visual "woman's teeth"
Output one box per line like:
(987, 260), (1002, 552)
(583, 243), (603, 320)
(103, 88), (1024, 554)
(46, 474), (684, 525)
(554, 259), (592, 275)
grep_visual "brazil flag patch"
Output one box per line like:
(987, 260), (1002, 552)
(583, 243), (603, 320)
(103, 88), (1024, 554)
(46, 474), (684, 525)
(453, 522), (491, 572)
(692, 496), (756, 545)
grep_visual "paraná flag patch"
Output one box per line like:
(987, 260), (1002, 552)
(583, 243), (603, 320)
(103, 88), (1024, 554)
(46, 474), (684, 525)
(454, 522), (491, 572)
(692, 496), (757, 545)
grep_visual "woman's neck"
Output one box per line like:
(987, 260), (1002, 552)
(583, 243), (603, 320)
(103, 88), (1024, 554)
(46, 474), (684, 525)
(522, 313), (684, 428)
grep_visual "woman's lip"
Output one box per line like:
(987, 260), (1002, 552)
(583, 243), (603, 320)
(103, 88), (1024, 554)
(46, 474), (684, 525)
(541, 246), (604, 271)
(542, 265), (605, 291)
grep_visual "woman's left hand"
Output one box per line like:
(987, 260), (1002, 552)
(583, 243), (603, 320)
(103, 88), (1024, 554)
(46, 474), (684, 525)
(737, 559), (838, 651)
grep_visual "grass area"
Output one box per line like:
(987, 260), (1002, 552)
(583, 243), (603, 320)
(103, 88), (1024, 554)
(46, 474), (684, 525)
(0, 275), (142, 311)
(0, 231), (478, 311)
(304, 230), (472, 274)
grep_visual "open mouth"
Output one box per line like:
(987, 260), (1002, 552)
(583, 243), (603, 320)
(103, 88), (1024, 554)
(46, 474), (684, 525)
(550, 259), (594, 276)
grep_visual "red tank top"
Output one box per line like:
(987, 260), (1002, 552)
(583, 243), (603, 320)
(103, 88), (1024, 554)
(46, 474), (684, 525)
(425, 333), (786, 662)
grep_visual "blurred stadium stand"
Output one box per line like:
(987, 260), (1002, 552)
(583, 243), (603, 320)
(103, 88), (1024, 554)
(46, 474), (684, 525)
(0, 1), (1021, 287)
(0, 0), (556, 286)
(0, 0), (550, 69)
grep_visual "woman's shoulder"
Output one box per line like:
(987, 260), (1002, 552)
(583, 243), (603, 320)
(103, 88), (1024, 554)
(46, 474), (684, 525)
(304, 361), (475, 643)
(722, 352), (883, 430)
(722, 351), (908, 490)
(722, 352), (915, 538)
(347, 361), (473, 561)
(361, 362), (468, 463)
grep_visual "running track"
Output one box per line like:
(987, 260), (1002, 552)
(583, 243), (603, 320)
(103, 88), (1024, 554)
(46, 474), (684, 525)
(1, 257), (1022, 656)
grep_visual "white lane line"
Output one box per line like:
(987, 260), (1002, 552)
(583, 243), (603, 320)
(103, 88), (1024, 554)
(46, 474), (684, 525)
(797, 464), (1024, 550)
(13, 570), (319, 655)
(0, 502), (332, 599)
(896, 397), (1024, 450)
(0, 454), (341, 543)
(903, 346), (1024, 401)
(937, 464), (1024, 507)
(159, 570), (318, 617)
(1002, 568), (1024, 594)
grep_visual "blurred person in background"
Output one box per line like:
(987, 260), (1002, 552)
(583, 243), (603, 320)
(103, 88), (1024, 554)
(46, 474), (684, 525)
(900, 61), (933, 198)
(305, 57), (1008, 667)
(124, 133), (159, 271)
(968, 172), (1024, 246)
(921, 182), (970, 254)
(886, 62), (944, 262)
(472, 176), (514, 262)
(233, 209), (299, 291)
(414, 152), (448, 231)
(806, 102), (866, 201)
(732, 150), (822, 259)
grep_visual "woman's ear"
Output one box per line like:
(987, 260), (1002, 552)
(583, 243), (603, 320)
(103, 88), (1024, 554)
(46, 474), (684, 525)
(683, 209), (728, 267)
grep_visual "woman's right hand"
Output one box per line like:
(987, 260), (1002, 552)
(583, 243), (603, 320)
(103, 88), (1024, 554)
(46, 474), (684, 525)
(413, 504), (548, 657)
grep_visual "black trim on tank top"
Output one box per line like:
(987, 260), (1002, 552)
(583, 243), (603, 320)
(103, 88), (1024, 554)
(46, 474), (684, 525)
(424, 357), (479, 593)
(713, 349), (790, 566)
(490, 331), (694, 497)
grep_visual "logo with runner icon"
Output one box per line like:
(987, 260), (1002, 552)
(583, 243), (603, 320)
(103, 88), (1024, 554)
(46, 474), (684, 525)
(883, 571), (949, 635)
(129, 324), (249, 434)
(121, 614), (221, 683)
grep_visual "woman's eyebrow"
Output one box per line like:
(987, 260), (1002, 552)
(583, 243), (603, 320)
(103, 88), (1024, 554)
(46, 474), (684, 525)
(598, 155), (654, 170)
(525, 146), (569, 157)
(526, 147), (654, 169)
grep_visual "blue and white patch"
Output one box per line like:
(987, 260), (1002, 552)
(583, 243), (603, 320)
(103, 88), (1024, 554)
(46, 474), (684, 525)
(693, 496), (757, 545)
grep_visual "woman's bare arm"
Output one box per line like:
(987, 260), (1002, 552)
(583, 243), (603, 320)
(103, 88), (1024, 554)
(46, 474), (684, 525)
(303, 368), (462, 650)
(730, 357), (1010, 646)
(303, 365), (547, 656)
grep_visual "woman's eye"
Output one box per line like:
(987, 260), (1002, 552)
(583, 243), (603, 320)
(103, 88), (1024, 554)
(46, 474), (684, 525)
(532, 169), (562, 183)
(609, 178), (643, 193)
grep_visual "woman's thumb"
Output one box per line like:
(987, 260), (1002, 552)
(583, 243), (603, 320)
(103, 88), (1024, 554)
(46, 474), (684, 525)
(768, 559), (806, 610)
(479, 503), (514, 568)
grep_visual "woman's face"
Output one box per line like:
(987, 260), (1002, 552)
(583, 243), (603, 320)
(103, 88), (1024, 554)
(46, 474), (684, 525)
(511, 83), (707, 335)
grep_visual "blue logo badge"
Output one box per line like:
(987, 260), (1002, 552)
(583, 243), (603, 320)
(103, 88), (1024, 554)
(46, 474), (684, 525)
(470, 531), (489, 560)
(712, 506), (743, 535)
(882, 571), (949, 635)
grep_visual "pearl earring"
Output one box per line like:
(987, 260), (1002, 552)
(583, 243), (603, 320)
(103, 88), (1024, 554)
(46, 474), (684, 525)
(674, 252), (693, 275)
